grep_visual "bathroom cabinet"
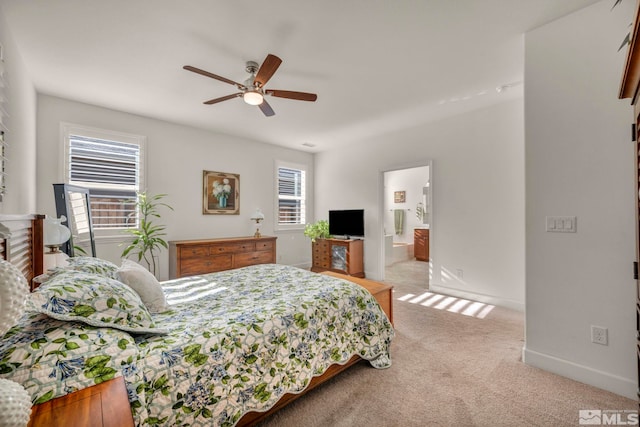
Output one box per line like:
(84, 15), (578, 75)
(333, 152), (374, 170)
(414, 228), (429, 262)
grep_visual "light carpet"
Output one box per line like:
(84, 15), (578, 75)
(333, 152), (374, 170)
(258, 264), (636, 426)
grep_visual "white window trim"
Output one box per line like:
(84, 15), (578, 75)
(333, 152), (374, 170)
(274, 160), (308, 232)
(60, 122), (147, 239)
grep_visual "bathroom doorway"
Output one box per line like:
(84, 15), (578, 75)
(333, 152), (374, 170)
(381, 163), (431, 288)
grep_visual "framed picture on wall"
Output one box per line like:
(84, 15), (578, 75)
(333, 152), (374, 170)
(203, 170), (240, 215)
(394, 191), (406, 203)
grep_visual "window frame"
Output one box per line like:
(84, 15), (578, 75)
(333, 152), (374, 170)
(274, 160), (308, 232)
(60, 122), (147, 238)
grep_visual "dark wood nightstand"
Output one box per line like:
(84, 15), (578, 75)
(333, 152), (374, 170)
(28, 376), (134, 427)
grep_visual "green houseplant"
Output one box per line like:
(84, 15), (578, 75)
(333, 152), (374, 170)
(121, 192), (173, 277)
(304, 220), (331, 242)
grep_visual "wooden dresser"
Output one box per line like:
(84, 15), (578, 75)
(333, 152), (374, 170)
(169, 236), (277, 279)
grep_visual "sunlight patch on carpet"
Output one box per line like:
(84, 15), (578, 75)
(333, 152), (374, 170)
(395, 291), (495, 319)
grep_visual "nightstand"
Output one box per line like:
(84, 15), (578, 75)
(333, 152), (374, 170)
(28, 376), (134, 427)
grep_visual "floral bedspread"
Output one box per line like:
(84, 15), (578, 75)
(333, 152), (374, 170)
(0, 264), (394, 426)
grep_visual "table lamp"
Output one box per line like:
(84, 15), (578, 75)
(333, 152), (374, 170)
(43, 215), (71, 271)
(250, 209), (265, 238)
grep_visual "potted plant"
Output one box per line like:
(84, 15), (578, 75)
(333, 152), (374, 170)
(121, 192), (173, 277)
(304, 220), (331, 242)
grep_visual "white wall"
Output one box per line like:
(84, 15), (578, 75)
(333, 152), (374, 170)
(0, 8), (37, 213)
(524, 0), (636, 398)
(315, 97), (525, 310)
(36, 95), (315, 280)
(384, 166), (429, 244)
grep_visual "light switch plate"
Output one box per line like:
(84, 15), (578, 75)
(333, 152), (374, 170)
(545, 216), (577, 233)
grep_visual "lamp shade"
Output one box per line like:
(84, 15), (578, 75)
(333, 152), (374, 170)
(43, 215), (71, 246)
(250, 209), (265, 221)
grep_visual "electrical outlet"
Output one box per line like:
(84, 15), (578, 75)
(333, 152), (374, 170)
(591, 325), (608, 346)
(456, 269), (463, 279)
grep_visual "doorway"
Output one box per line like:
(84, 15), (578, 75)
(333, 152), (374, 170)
(380, 163), (431, 288)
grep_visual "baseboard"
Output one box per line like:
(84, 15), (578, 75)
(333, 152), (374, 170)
(429, 283), (525, 312)
(523, 347), (637, 400)
(291, 261), (312, 270)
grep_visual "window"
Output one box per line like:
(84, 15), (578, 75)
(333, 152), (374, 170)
(62, 123), (145, 230)
(276, 163), (306, 228)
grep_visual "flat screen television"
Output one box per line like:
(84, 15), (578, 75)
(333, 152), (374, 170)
(329, 209), (365, 238)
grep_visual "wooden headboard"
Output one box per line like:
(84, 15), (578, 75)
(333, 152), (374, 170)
(0, 214), (44, 290)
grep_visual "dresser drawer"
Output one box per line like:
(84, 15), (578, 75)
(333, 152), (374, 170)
(313, 253), (330, 269)
(256, 240), (274, 251)
(180, 245), (210, 259)
(235, 250), (273, 268)
(210, 242), (255, 254)
(180, 254), (233, 275)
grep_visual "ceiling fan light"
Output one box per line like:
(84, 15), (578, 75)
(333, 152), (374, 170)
(243, 91), (264, 106)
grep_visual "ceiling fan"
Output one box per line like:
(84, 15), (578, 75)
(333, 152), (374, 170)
(183, 54), (317, 117)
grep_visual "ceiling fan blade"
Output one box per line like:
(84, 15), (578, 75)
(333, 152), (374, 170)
(203, 93), (243, 105)
(258, 99), (275, 117)
(184, 65), (246, 89)
(266, 90), (317, 102)
(254, 54), (282, 88)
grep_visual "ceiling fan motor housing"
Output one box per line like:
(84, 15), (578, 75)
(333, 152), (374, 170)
(245, 61), (259, 76)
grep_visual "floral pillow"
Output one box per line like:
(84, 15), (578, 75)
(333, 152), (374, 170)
(65, 256), (120, 279)
(34, 257), (120, 287)
(30, 270), (167, 334)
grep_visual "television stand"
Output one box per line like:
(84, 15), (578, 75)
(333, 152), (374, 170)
(311, 238), (364, 278)
(333, 235), (360, 240)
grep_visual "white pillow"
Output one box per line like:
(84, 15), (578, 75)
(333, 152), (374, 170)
(117, 259), (168, 313)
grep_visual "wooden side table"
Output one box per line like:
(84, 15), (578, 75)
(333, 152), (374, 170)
(28, 376), (134, 427)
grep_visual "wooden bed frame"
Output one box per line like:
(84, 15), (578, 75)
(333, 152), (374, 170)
(0, 213), (390, 426)
(0, 214), (44, 290)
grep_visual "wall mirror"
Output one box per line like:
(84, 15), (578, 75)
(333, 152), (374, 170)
(53, 183), (96, 257)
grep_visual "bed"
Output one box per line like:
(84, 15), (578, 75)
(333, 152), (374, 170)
(0, 214), (395, 426)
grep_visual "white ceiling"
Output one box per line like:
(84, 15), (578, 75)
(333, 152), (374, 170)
(0, 0), (599, 152)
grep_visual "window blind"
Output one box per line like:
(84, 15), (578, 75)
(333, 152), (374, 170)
(278, 167), (306, 225)
(68, 135), (140, 229)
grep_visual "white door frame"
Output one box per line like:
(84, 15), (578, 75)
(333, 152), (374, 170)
(378, 160), (433, 281)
